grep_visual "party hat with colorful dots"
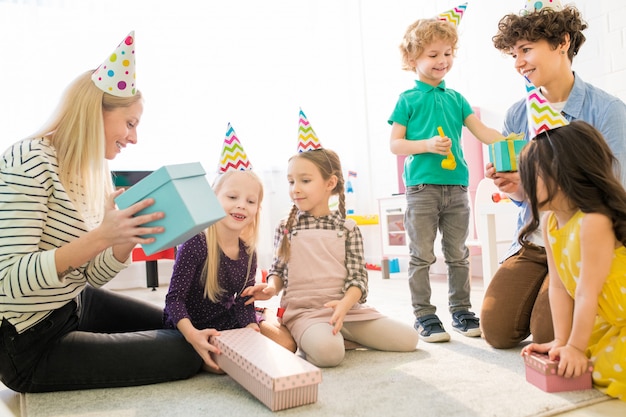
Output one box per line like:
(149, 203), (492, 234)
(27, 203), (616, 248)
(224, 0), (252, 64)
(218, 123), (253, 172)
(297, 108), (323, 152)
(437, 2), (467, 26)
(525, 76), (568, 138)
(523, 0), (563, 15)
(91, 31), (137, 97)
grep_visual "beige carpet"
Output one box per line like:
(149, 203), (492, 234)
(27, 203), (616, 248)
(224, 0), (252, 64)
(21, 269), (611, 417)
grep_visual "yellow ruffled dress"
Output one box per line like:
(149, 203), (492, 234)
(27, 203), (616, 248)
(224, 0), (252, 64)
(547, 210), (626, 401)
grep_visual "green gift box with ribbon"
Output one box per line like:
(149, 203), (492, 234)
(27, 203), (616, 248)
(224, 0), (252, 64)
(489, 133), (527, 172)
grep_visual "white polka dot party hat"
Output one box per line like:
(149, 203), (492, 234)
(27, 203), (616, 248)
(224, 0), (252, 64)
(91, 31), (136, 97)
(523, 0), (563, 15)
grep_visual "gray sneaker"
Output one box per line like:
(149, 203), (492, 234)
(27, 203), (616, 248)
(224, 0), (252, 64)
(414, 314), (451, 343)
(451, 310), (482, 337)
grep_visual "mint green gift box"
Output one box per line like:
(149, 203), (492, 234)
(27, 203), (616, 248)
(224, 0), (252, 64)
(489, 133), (527, 172)
(114, 162), (225, 255)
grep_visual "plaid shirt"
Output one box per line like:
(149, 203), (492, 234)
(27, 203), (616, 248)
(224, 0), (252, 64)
(268, 210), (368, 303)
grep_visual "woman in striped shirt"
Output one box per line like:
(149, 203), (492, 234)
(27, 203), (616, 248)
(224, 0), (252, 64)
(0, 39), (202, 392)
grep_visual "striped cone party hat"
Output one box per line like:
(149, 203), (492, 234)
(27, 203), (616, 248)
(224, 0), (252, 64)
(92, 31), (137, 97)
(297, 108), (323, 152)
(525, 76), (568, 139)
(437, 2), (467, 26)
(218, 123), (252, 173)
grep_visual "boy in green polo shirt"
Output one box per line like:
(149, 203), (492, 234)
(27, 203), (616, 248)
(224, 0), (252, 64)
(388, 16), (503, 342)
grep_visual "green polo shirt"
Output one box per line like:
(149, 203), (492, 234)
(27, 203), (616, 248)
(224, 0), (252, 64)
(388, 80), (473, 187)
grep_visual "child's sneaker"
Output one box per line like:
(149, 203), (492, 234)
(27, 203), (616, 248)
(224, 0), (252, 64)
(414, 314), (451, 343)
(451, 310), (482, 337)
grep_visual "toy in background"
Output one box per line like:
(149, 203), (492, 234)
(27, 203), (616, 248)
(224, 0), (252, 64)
(491, 192), (511, 203)
(346, 170), (357, 214)
(380, 257), (401, 279)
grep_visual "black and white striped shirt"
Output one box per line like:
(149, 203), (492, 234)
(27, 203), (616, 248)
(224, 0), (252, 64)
(0, 138), (128, 333)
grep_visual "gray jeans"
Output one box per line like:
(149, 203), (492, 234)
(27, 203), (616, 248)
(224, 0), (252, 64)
(404, 184), (471, 318)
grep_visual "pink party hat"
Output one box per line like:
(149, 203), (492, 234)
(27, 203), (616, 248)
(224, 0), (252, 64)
(297, 108), (323, 152)
(92, 31), (137, 97)
(523, 0), (563, 15)
(525, 76), (568, 138)
(218, 123), (252, 172)
(437, 2), (467, 26)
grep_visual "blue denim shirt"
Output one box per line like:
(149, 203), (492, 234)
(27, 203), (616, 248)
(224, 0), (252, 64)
(502, 72), (626, 260)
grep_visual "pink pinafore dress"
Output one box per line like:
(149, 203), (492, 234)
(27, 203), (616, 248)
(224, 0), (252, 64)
(280, 221), (384, 345)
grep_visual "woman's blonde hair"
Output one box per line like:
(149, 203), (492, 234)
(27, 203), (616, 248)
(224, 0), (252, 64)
(29, 70), (143, 223)
(399, 19), (458, 72)
(276, 148), (345, 262)
(202, 170), (264, 302)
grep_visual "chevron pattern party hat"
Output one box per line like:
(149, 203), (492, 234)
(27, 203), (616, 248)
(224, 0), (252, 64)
(218, 123), (252, 172)
(524, 76), (568, 139)
(523, 0), (563, 15)
(437, 2), (467, 26)
(92, 31), (137, 97)
(297, 108), (323, 152)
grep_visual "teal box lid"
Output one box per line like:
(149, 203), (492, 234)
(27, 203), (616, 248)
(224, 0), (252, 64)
(114, 162), (226, 255)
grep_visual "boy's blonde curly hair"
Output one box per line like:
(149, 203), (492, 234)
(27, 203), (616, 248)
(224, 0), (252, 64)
(399, 19), (458, 72)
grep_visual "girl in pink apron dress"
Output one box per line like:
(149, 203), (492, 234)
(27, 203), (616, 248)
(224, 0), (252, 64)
(245, 147), (418, 367)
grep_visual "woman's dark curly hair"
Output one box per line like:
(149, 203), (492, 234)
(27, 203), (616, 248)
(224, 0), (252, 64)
(492, 5), (587, 61)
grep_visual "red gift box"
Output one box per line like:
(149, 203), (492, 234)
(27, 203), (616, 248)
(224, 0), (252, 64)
(210, 328), (322, 411)
(524, 352), (593, 393)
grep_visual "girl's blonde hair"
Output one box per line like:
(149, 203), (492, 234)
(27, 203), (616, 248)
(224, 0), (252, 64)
(29, 70), (143, 224)
(399, 19), (458, 72)
(276, 148), (345, 262)
(202, 170), (264, 302)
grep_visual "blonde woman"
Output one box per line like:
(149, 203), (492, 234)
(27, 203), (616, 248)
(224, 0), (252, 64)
(0, 35), (202, 393)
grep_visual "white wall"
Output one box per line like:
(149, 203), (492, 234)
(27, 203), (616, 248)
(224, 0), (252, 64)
(1, 0), (625, 267)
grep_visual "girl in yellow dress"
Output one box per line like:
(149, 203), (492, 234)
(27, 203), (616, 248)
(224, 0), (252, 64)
(517, 120), (626, 401)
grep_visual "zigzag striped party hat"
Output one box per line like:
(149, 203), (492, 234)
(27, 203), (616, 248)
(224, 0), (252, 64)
(437, 2), (467, 26)
(218, 123), (252, 172)
(297, 108), (323, 152)
(524, 76), (568, 139)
